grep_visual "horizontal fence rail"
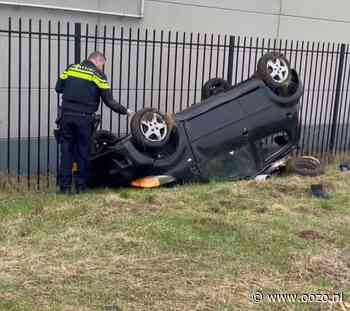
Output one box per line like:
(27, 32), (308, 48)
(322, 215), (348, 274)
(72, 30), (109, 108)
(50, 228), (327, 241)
(1, 17), (350, 187)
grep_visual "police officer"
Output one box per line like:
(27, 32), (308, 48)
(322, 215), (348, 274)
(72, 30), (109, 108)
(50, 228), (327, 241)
(55, 51), (133, 194)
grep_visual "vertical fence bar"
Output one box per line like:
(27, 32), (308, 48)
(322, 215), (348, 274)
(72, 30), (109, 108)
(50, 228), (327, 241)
(201, 33), (207, 90)
(110, 26), (116, 131)
(74, 23), (81, 64)
(295, 41), (305, 155)
(27, 19), (32, 188)
(165, 31), (171, 111)
(37, 20), (42, 188)
(247, 37), (253, 77)
(143, 29), (148, 111)
(322, 43), (336, 154)
(179, 32), (186, 112)
(312, 42), (325, 155)
(222, 35), (227, 79)
(7, 17), (11, 179)
(173, 31), (179, 113)
(330, 43), (346, 153)
(56, 21), (61, 184)
(294, 40), (300, 71)
(253, 38), (259, 73)
(126, 28), (132, 133)
(135, 28), (140, 114)
(186, 32), (193, 108)
(17, 18), (22, 183)
(234, 36), (240, 85)
(118, 27), (124, 136)
(301, 41), (313, 154)
(318, 42), (330, 156)
(150, 29), (156, 108)
(193, 33), (200, 104)
(94, 25), (98, 51)
(261, 38), (265, 57)
(227, 36), (234, 85)
(158, 30), (163, 111)
(84, 24), (89, 59)
(335, 44), (349, 153)
(216, 34), (220, 78)
(307, 42), (320, 155)
(66, 22), (70, 66)
(47, 21), (52, 187)
(100, 25), (107, 128)
(288, 40), (293, 66)
(296, 40), (305, 155)
(209, 33), (213, 78)
(241, 36), (246, 81)
(326, 44), (341, 152)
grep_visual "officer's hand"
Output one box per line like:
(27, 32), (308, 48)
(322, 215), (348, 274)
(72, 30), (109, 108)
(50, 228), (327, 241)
(127, 109), (135, 117)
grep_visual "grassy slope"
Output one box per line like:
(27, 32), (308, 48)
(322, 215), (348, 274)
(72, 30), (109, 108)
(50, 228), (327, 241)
(0, 165), (350, 311)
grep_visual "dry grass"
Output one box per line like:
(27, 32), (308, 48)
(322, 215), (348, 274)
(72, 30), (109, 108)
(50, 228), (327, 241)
(1, 163), (350, 310)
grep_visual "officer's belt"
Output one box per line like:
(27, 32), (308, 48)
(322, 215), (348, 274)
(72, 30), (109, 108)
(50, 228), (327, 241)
(62, 110), (94, 117)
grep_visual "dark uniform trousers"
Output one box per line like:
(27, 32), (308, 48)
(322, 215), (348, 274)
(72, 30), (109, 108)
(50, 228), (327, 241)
(59, 112), (93, 191)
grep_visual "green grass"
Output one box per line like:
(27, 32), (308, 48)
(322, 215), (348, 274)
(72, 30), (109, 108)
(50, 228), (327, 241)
(0, 164), (350, 310)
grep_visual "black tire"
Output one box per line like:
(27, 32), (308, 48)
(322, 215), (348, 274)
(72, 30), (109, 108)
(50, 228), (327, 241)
(130, 108), (173, 149)
(287, 156), (322, 177)
(256, 52), (292, 95)
(93, 130), (121, 153)
(201, 78), (231, 100)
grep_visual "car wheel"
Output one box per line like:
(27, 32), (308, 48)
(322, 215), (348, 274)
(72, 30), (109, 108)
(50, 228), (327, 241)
(201, 78), (231, 100)
(131, 108), (173, 149)
(287, 156), (322, 177)
(256, 53), (292, 95)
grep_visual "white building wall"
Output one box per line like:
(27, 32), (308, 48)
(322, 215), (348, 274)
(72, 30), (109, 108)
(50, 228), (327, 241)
(1, 0), (350, 42)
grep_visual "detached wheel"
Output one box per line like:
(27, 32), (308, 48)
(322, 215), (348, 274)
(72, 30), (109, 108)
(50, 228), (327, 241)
(257, 53), (292, 95)
(201, 78), (231, 100)
(131, 108), (173, 149)
(287, 156), (322, 177)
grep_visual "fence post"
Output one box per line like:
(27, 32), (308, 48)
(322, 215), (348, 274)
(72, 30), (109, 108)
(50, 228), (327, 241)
(227, 36), (235, 84)
(74, 23), (81, 64)
(329, 43), (346, 153)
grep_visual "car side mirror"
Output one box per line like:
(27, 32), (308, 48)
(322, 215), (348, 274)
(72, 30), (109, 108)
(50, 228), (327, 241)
(274, 135), (288, 146)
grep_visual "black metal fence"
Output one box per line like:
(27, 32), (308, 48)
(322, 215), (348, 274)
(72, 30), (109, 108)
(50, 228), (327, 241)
(1, 17), (350, 187)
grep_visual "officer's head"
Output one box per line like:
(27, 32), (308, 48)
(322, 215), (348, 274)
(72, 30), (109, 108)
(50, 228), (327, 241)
(88, 51), (106, 71)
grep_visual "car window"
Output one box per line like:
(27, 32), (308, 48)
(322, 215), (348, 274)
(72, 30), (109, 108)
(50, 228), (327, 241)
(201, 144), (257, 181)
(255, 131), (290, 162)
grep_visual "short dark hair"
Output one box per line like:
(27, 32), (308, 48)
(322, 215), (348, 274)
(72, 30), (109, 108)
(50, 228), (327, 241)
(88, 51), (106, 62)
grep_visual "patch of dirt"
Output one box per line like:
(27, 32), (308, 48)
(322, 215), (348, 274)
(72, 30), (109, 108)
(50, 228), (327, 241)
(297, 230), (324, 241)
(272, 183), (308, 194)
(295, 205), (323, 216)
(289, 249), (350, 288)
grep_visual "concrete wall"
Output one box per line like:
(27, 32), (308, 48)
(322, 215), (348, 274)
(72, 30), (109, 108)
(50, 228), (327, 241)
(279, 0), (350, 41)
(1, 1), (350, 43)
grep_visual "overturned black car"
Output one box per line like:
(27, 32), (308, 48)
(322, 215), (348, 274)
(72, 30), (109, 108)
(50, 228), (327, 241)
(87, 52), (303, 188)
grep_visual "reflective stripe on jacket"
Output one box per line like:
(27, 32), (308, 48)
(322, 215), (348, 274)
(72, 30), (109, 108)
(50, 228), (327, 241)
(55, 60), (127, 115)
